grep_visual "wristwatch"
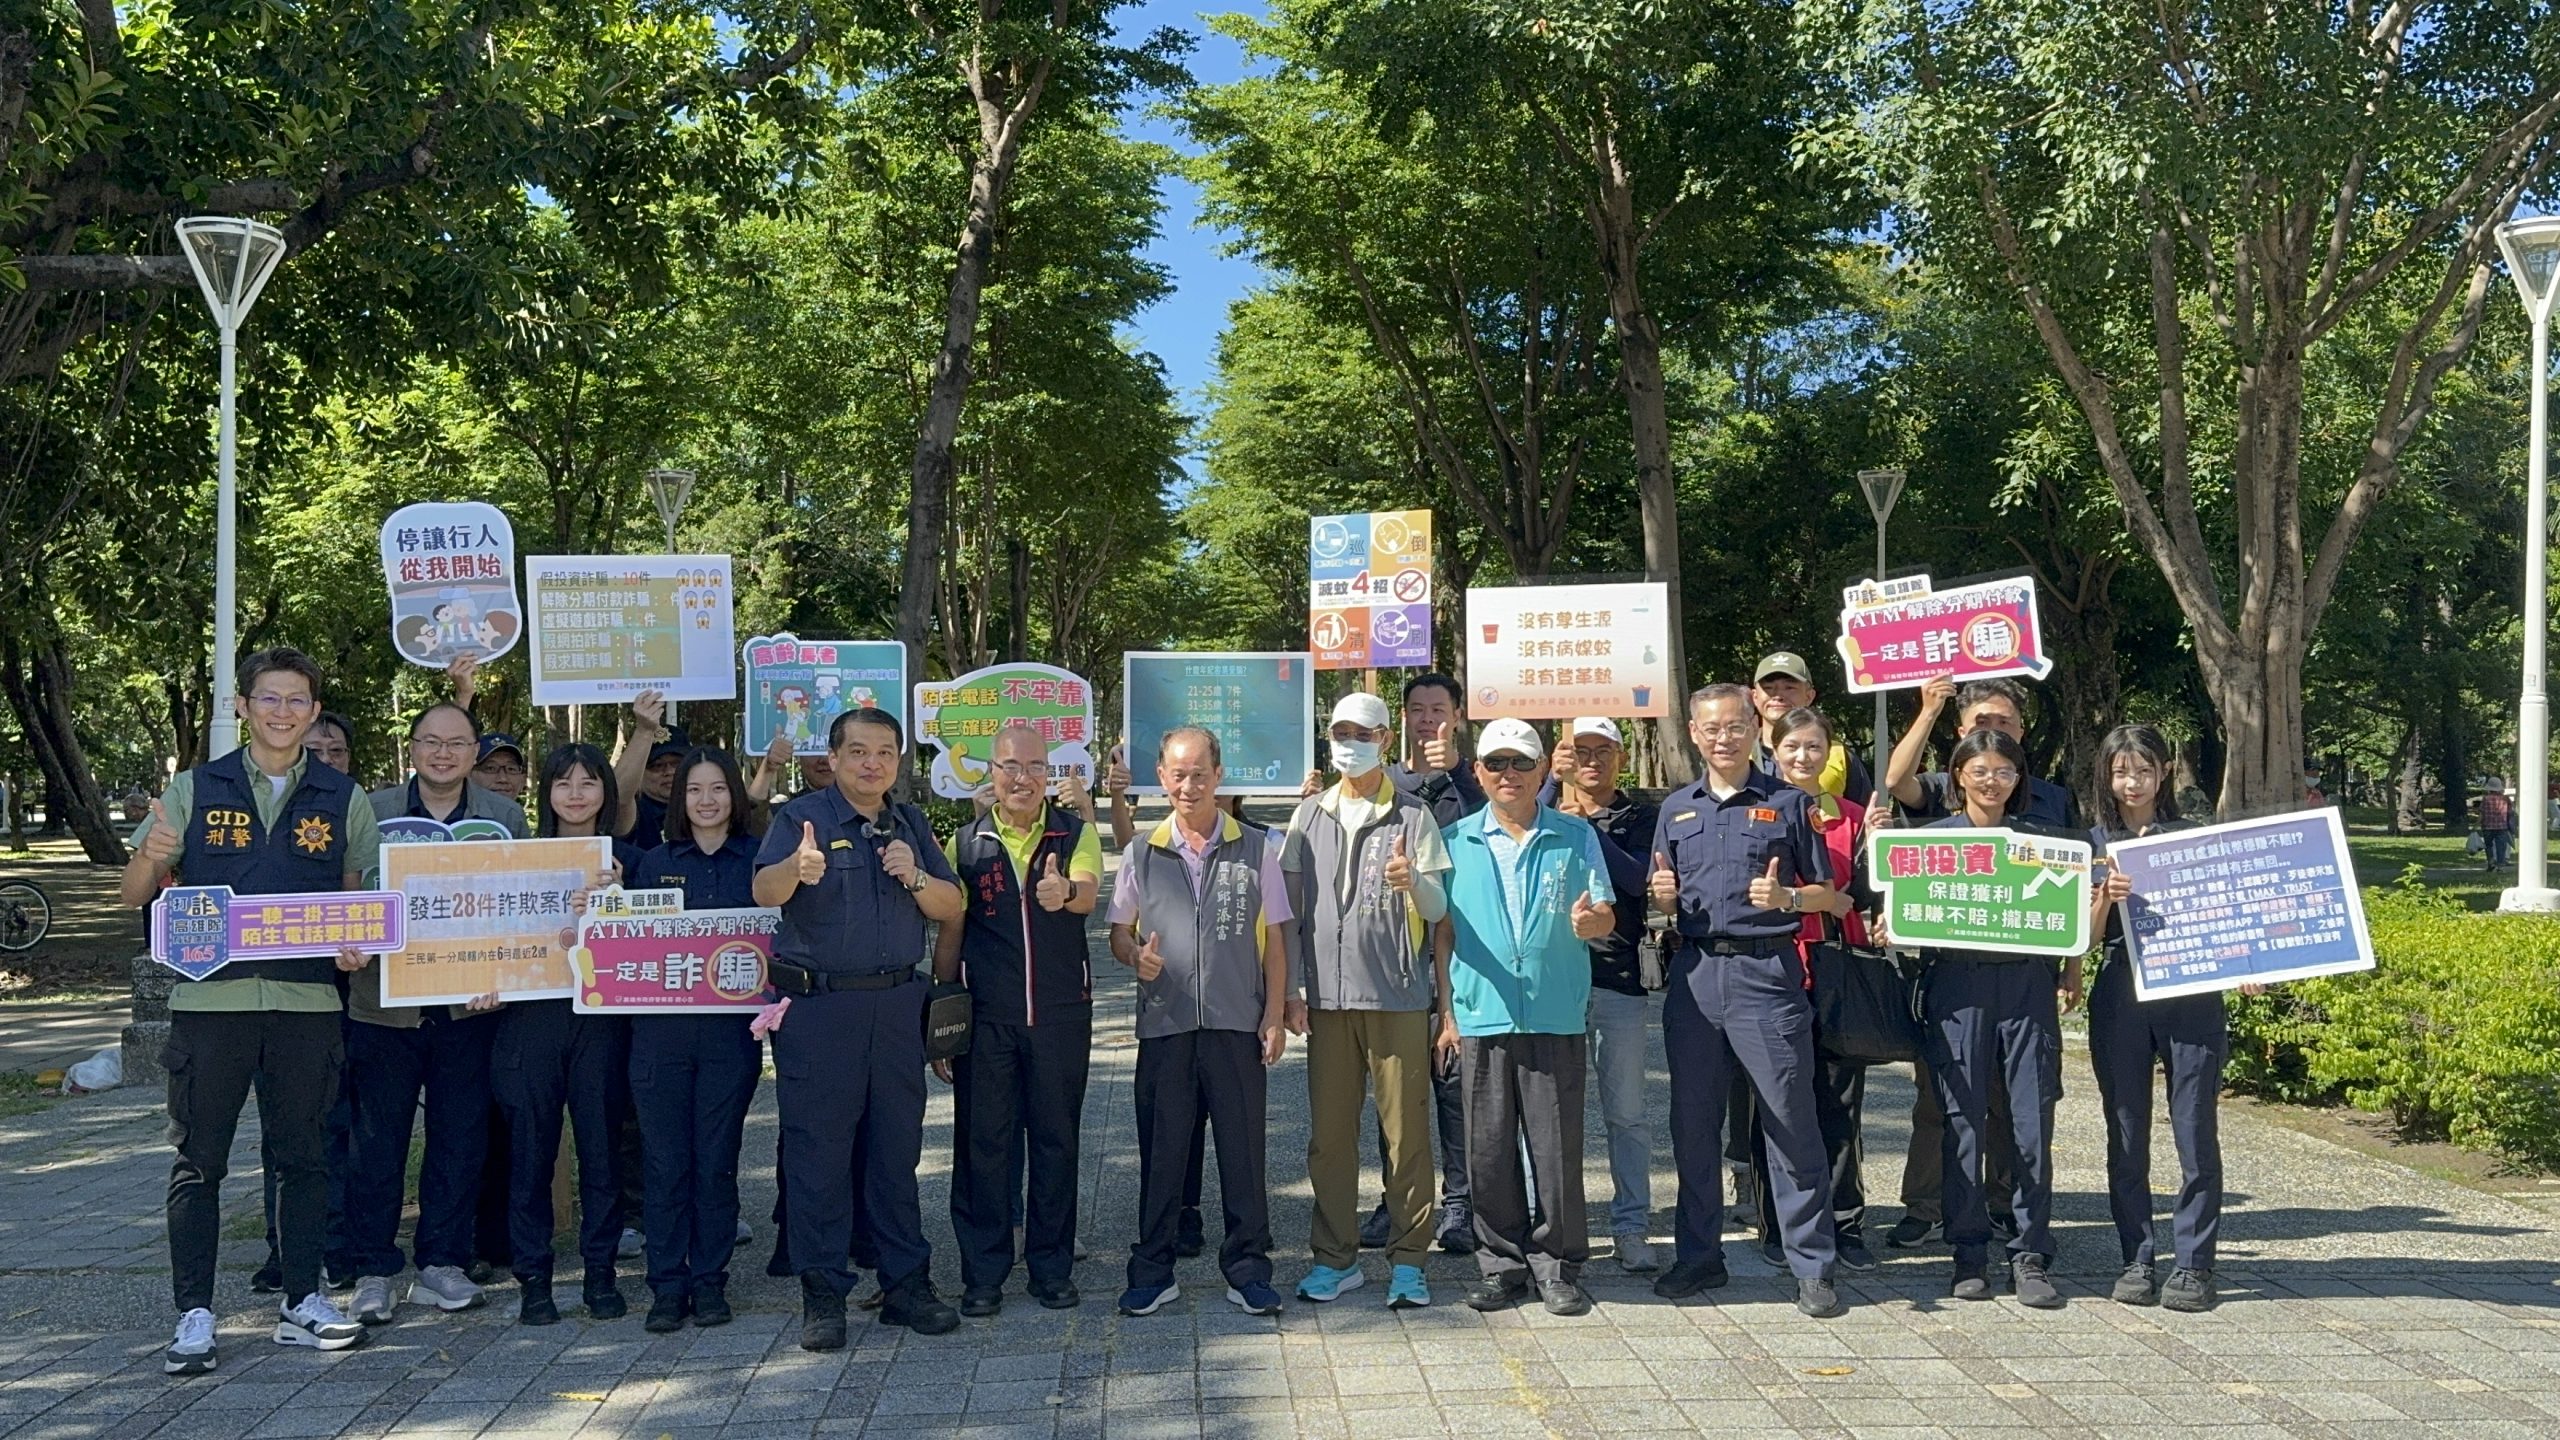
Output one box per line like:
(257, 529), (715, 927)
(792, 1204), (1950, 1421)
(905, 872), (926, 893)
(1781, 885), (1799, 913)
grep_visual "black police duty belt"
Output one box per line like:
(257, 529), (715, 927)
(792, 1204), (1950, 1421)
(1686, 935), (1791, 958)
(768, 959), (919, 996)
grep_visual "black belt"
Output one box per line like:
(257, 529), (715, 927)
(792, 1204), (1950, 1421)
(768, 960), (918, 996)
(1696, 936), (1790, 957)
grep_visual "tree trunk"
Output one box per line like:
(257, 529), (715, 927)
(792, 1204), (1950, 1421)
(2392, 720), (2425, 835)
(0, 620), (127, 863)
(2043, 574), (2120, 823)
(1006, 537), (1030, 663)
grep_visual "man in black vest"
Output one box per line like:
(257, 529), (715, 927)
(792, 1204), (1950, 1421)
(932, 723), (1101, 1315)
(121, 648), (380, 1376)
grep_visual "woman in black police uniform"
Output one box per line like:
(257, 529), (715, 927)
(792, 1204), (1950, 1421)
(2085, 723), (2233, 1313)
(1906, 729), (2073, 1310)
(627, 746), (765, 1331)
(492, 743), (643, 1325)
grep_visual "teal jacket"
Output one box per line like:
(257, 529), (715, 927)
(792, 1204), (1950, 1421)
(1444, 806), (1606, 1037)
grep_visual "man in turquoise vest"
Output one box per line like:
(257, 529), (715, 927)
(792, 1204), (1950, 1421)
(1439, 717), (1615, 1316)
(1107, 726), (1292, 1319)
(120, 648), (380, 1375)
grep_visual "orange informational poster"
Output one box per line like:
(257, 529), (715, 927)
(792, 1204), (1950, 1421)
(378, 837), (612, 1006)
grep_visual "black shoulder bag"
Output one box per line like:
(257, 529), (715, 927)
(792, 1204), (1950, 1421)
(1808, 911), (1922, 1067)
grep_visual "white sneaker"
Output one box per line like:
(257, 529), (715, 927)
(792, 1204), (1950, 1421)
(276, 1292), (365, 1351)
(617, 1228), (645, 1260)
(164, 1309), (217, 1376)
(409, 1265), (484, 1312)
(351, 1275), (396, 1325)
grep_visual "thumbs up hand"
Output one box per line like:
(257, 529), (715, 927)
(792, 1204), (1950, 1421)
(141, 798), (182, 866)
(1570, 888), (1611, 940)
(1648, 849), (1678, 910)
(1383, 831), (1414, 894)
(1421, 721), (1458, 775)
(1035, 853), (1071, 911)
(794, 821), (825, 885)
(1133, 930), (1166, 982)
(1748, 856), (1788, 911)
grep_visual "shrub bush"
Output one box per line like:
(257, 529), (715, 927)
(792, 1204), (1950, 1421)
(2225, 877), (2560, 1173)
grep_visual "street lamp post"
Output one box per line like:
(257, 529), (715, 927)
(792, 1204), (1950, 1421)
(1857, 467), (1909, 785)
(644, 468), (696, 724)
(176, 217), (287, 757)
(2498, 215), (2560, 912)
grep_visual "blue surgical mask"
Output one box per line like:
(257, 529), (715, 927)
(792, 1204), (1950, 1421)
(1329, 738), (1383, 778)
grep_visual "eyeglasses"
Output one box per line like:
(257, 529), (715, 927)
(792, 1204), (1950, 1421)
(248, 693), (315, 714)
(1480, 754), (1542, 773)
(476, 762), (525, 778)
(1691, 723), (1753, 740)
(991, 761), (1045, 779)
(1960, 767), (2021, 784)
(414, 737), (476, 755)
(1568, 747), (1618, 765)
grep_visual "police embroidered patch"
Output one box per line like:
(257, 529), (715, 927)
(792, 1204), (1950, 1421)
(292, 816), (334, 855)
(1749, 807), (1778, 823)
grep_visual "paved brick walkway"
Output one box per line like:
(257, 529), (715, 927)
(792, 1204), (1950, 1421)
(0, 948), (2554, 1438)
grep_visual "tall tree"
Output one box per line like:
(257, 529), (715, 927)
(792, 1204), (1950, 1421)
(1806, 0), (2560, 813)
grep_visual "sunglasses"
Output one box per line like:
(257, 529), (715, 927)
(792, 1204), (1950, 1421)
(1480, 754), (1543, 774)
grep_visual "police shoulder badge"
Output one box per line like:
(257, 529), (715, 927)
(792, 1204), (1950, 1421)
(1749, 807), (1779, 824)
(292, 816), (334, 855)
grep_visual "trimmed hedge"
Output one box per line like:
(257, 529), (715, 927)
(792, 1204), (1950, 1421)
(2225, 876), (2560, 1173)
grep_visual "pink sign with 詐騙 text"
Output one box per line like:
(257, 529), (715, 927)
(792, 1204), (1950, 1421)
(1834, 574), (2051, 694)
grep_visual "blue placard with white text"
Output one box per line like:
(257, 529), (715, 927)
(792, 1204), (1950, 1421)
(1121, 652), (1314, 796)
(2108, 807), (2375, 1000)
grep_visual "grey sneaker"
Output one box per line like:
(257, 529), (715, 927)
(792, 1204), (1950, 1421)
(165, 1308), (217, 1376)
(409, 1265), (485, 1313)
(2161, 1267), (2217, 1312)
(276, 1292), (365, 1351)
(1614, 1233), (1659, 1274)
(2010, 1254), (2064, 1310)
(350, 1276), (396, 1325)
(2112, 1261), (2159, 1306)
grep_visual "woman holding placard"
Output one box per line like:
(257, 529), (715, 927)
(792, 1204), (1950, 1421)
(1903, 730), (2071, 1310)
(626, 747), (766, 1332)
(490, 743), (641, 1325)
(2086, 723), (2235, 1314)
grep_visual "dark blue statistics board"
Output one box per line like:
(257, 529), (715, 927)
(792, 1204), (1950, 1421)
(1121, 652), (1313, 796)
(2110, 807), (2375, 1000)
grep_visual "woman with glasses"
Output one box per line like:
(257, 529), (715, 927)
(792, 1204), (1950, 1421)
(490, 743), (640, 1326)
(1904, 729), (2073, 1310)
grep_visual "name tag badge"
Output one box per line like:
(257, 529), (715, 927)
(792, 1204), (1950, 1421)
(830, 838), (853, 850)
(1671, 810), (1697, 823)
(1750, 808), (1778, 824)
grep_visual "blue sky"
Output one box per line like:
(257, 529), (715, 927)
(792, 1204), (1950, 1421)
(1115, 0), (1271, 449)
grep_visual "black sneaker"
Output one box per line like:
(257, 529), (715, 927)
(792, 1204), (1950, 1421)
(1795, 1276), (1844, 1318)
(1538, 1280), (1592, 1316)
(2161, 1267), (2217, 1312)
(1884, 1215), (1941, 1248)
(583, 1280), (627, 1321)
(1758, 1236), (1786, 1269)
(1837, 1239), (1880, 1273)
(517, 1281), (560, 1327)
(1463, 1275), (1528, 1312)
(1174, 1207), (1206, 1259)
(800, 1277), (846, 1352)
(249, 1260), (283, 1295)
(644, 1292), (688, 1333)
(960, 1289), (1003, 1319)
(691, 1280), (732, 1327)
(1030, 1280), (1080, 1310)
(1949, 1267), (1992, 1301)
(1727, 1165), (1757, 1229)
(1358, 1201), (1392, 1250)
(765, 1246), (795, 1279)
(1652, 1258), (1731, 1299)
(2112, 1262), (2159, 1306)
(1436, 1205), (1478, 1255)
(880, 1281), (961, 1336)
(2011, 1254), (2063, 1310)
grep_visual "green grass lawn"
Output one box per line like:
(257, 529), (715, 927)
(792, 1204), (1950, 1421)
(2342, 827), (2552, 911)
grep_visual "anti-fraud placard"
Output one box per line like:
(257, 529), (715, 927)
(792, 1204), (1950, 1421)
(379, 836), (611, 1005)
(381, 502), (523, 667)
(572, 907), (779, 1013)
(1121, 652), (1313, 796)
(150, 886), (407, 981)
(912, 662), (1097, 801)
(1869, 827), (2092, 956)
(742, 634), (905, 757)
(2108, 809), (2375, 1000)
(525, 555), (739, 706)
(1835, 573), (2050, 694)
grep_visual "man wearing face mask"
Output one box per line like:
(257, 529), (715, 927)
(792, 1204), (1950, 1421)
(1280, 694), (1453, 1310)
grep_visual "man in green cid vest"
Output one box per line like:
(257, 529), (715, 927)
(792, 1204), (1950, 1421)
(1438, 717), (1615, 1316)
(120, 648), (381, 1376)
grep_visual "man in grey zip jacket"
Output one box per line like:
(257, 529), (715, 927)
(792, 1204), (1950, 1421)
(1106, 727), (1293, 1318)
(1280, 692), (1453, 1309)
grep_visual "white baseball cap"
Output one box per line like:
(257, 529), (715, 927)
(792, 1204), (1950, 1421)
(1329, 692), (1391, 731)
(1477, 717), (1545, 760)
(1568, 717), (1623, 746)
